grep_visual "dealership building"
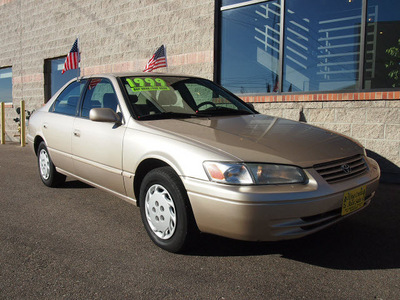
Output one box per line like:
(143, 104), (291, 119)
(0, 0), (399, 180)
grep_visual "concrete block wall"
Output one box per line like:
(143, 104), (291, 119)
(253, 100), (400, 181)
(0, 0), (215, 139)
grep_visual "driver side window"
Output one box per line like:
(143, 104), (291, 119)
(81, 78), (120, 118)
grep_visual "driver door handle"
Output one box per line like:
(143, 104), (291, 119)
(73, 130), (80, 137)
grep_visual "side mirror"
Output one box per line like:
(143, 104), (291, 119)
(89, 108), (122, 124)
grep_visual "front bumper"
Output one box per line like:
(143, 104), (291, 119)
(183, 158), (380, 241)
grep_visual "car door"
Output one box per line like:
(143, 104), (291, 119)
(71, 78), (126, 195)
(43, 80), (86, 173)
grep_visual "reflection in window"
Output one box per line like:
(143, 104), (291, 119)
(283, 0), (362, 92)
(364, 0), (400, 89)
(0, 67), (12, 103)
(81, 79), (119, 118)
(45, 57), (80, 102)
(220, 0), (281, 94)
(51, 80), (86, 116)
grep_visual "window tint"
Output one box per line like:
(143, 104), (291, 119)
(51, 80), (86, 116)
(81, 78), (119, 118)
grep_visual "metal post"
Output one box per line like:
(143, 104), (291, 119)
(358, 0), (368, 90)
(1, 102), (5, 144)
(278, 0), (286, 93)
(20, 100), (26, 147)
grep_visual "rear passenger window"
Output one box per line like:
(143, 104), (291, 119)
(51, 80), (86, 116)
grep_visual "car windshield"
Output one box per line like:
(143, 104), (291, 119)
(120, 76), (255, 120)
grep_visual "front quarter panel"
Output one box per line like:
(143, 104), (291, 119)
(122, 119), (237, 183)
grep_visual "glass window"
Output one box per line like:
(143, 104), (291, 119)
(283, 0), (362, 92)
(364, 0), (400, 89)
(81, 78), (120, 118)
(45, 57), (80, 102)
(51, 80), (86, 116)
(0, 67), (12, 103)
(220, 0), (281, 94)
(121, 76), (253, 119)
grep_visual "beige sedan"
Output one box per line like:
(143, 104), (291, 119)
(27, 73), (380, 252)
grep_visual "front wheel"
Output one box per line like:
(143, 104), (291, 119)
(37, 141), (66, 187)
(139, 167), (197, 253)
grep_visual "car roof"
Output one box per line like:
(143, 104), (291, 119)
(79, 72), (201, 80)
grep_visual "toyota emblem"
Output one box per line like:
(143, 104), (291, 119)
(341, 164), (352, 174)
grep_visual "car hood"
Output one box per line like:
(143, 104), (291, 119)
(143, 114), (363, 168)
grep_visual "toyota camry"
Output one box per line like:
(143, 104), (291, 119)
(27, 73), (380, 252)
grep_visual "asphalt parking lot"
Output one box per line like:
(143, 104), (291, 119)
(1, 143), (399, 299)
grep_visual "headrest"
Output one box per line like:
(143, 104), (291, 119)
(103, 93), (118, 111)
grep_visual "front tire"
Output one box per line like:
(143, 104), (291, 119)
(139, 167), (197, 253)
(37, 141), (66, 187)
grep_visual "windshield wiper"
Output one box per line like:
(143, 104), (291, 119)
(196, 107), (253, 116)
(138, 112), (198, 120)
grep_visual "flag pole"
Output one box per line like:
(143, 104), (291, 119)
(77, 36), (80, 81)
(164, 44), (168, 73)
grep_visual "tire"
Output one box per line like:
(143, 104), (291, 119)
(37, 141), (66, 187)
(139, 167), (197, 253)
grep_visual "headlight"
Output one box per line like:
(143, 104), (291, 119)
(203, 162), (307, 185)
(247, 163), (306, 184)
(203, 162), (253, 184)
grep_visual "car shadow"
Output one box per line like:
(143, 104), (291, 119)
(60, 179), (94, 189)
(366, 149), (400, 183)
(185, 183), (400, 271)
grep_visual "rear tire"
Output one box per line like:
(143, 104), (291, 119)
(139, 167), (197, 253)
(37, 141), (66, 187)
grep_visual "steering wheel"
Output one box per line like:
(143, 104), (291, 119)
(197, 101), (217, 110)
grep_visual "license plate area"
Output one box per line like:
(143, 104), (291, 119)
(342, 185), (366, 216)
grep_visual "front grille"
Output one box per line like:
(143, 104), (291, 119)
(314, 154), (368, 183)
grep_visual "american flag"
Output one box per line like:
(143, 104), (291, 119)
(143, 45), (167, 72)
(62, 38), (80, 74)
(89, 78), (102, 90)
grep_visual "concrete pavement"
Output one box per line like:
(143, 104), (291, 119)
(1, 143), (399, 299)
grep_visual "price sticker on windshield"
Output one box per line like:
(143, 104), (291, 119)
(126, 78), (170, 92)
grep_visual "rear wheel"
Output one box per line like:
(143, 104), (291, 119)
(139, 167), (197, 253)
(37, 141), (66, 187)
